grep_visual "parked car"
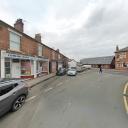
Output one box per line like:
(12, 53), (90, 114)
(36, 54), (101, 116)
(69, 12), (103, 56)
(56, 68), (66, 76)
(67, 68), (77, 76)
(76, 66), (83, 72)
(0, 79), (28, 117)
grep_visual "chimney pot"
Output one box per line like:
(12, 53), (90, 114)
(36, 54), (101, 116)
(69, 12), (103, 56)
(35, 33), (41, 42)
(116, 45), (119, 52)
(56, 49), (59, 52)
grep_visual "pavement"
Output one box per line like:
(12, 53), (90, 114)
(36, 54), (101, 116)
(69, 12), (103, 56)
(26, 73), (56, 88)
(0, 69), (128, 128)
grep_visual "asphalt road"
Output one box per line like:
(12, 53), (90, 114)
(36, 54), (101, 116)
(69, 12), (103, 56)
(0, 70), (128, 128)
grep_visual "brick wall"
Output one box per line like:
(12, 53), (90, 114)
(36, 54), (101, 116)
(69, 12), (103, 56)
(0, 26), (9, 50)
(21, 36), (38, 56)
(43, 46), (52, 60)
(0, 24), (38, 56)
(115, 51), (128, 70)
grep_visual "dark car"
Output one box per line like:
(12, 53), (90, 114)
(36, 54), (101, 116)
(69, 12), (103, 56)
(0, 79), (28, 117)
(56, 68), (66, 76)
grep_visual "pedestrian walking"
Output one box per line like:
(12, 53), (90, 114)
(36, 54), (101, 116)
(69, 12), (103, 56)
(99, 65), (102, 73)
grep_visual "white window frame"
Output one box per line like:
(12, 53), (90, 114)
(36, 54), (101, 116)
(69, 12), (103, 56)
(58, 54), (61, 59)
(119, 52), (126, 59)
(52, 51), (55, 60)
(9, 31), (21, 51)
(38, 44), (42, 56)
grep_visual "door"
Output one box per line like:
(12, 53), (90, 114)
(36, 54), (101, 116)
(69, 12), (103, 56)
(12, 62), (21, 78)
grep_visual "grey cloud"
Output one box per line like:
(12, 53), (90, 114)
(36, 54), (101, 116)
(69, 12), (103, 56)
(1, 0), (128, 61)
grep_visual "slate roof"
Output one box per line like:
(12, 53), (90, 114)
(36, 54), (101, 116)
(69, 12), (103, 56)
(80, 56), (114, 65)
(117, 47), (128, 52)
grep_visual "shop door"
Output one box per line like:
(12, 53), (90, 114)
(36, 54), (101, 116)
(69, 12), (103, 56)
(12, 62), (21, 78)
(58, 63), (63, 70)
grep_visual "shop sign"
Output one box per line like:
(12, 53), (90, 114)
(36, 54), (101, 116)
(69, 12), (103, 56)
(2, 51), (48, 61)
(4, 53), (35, 60)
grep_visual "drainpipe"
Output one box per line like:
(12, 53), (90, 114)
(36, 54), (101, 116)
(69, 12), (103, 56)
(1, 50), (5, 78)
(33, 60), (37, 78)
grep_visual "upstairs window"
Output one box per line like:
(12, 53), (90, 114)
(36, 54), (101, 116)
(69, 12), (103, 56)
(9, 32), (21, 51)
(119, 52), (126, 59)
(52, 51), (55, 60)
(38, 44), (42, 56)
(58, 54), (61, 59)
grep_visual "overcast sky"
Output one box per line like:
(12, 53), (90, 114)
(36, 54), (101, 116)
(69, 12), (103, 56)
(0, 0), (128, 60)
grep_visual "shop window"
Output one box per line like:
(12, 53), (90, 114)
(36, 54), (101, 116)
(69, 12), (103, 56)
(21, 60), (31, 76)
(5, 58), (11, 78)
(37, 61), (43, 73)
(9, 32), (21, 51)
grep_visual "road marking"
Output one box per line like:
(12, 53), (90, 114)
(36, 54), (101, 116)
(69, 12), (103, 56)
(44, 87), (53, 92)
(26, 96), (37, 102)
(56, 82), (63, 87)
(123, 82), (128, 114)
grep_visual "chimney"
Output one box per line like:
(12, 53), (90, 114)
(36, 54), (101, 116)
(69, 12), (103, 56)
(56, 49), (59, 52)
(116, 45), (119, 52)
(14, 19), (24, 33)
(35, 33), (41, 42)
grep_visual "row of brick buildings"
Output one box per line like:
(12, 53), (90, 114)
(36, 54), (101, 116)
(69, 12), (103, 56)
(0, 19), (69, 79)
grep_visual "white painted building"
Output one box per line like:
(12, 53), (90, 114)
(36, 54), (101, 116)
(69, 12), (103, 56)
(0, 50), (49, 79)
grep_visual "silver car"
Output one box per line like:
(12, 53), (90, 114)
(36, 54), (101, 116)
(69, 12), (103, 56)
(0, 79), (28, 117)
(67, 68), (77, 76)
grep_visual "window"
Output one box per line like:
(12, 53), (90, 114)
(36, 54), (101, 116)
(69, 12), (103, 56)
(119, 52), (126, 59)
(0, 83), (18, 96)
(58, 54), (61, 59)
(5, 58), (11, 78)
(36, 61), (43, 73)
(52, 52), (55, 59)
(0, 85), (13, 96)
(21, 60), (31, 75)
(10, 32), (20, 51)
(38, 44), (42, 56)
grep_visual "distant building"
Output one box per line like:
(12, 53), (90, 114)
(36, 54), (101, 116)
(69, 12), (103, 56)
(115, 46), (128, 70)
(68, 59), (77, 68)
(80, 56), (115, 69)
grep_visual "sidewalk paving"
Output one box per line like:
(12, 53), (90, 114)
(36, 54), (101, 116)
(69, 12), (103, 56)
(26, 73), (56, 88)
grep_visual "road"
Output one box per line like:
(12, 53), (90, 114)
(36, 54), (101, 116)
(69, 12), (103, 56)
(0, 69), (128, 128)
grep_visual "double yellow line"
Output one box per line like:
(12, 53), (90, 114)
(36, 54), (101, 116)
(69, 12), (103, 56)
(123, 82), (128, 114)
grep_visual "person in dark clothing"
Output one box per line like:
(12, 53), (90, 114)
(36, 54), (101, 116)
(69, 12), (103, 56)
(99, 65), (102, 73)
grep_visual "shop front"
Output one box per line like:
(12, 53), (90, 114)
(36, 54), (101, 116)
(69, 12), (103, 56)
(0, 50), (49, 79)
(36, 59), (49, 77)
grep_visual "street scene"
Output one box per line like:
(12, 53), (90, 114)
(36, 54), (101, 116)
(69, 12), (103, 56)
(0, 69), (128, 128)
(1, 0), (128, 128)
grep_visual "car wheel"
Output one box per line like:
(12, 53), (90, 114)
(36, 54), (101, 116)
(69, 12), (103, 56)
(11, 95), (26, 112)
